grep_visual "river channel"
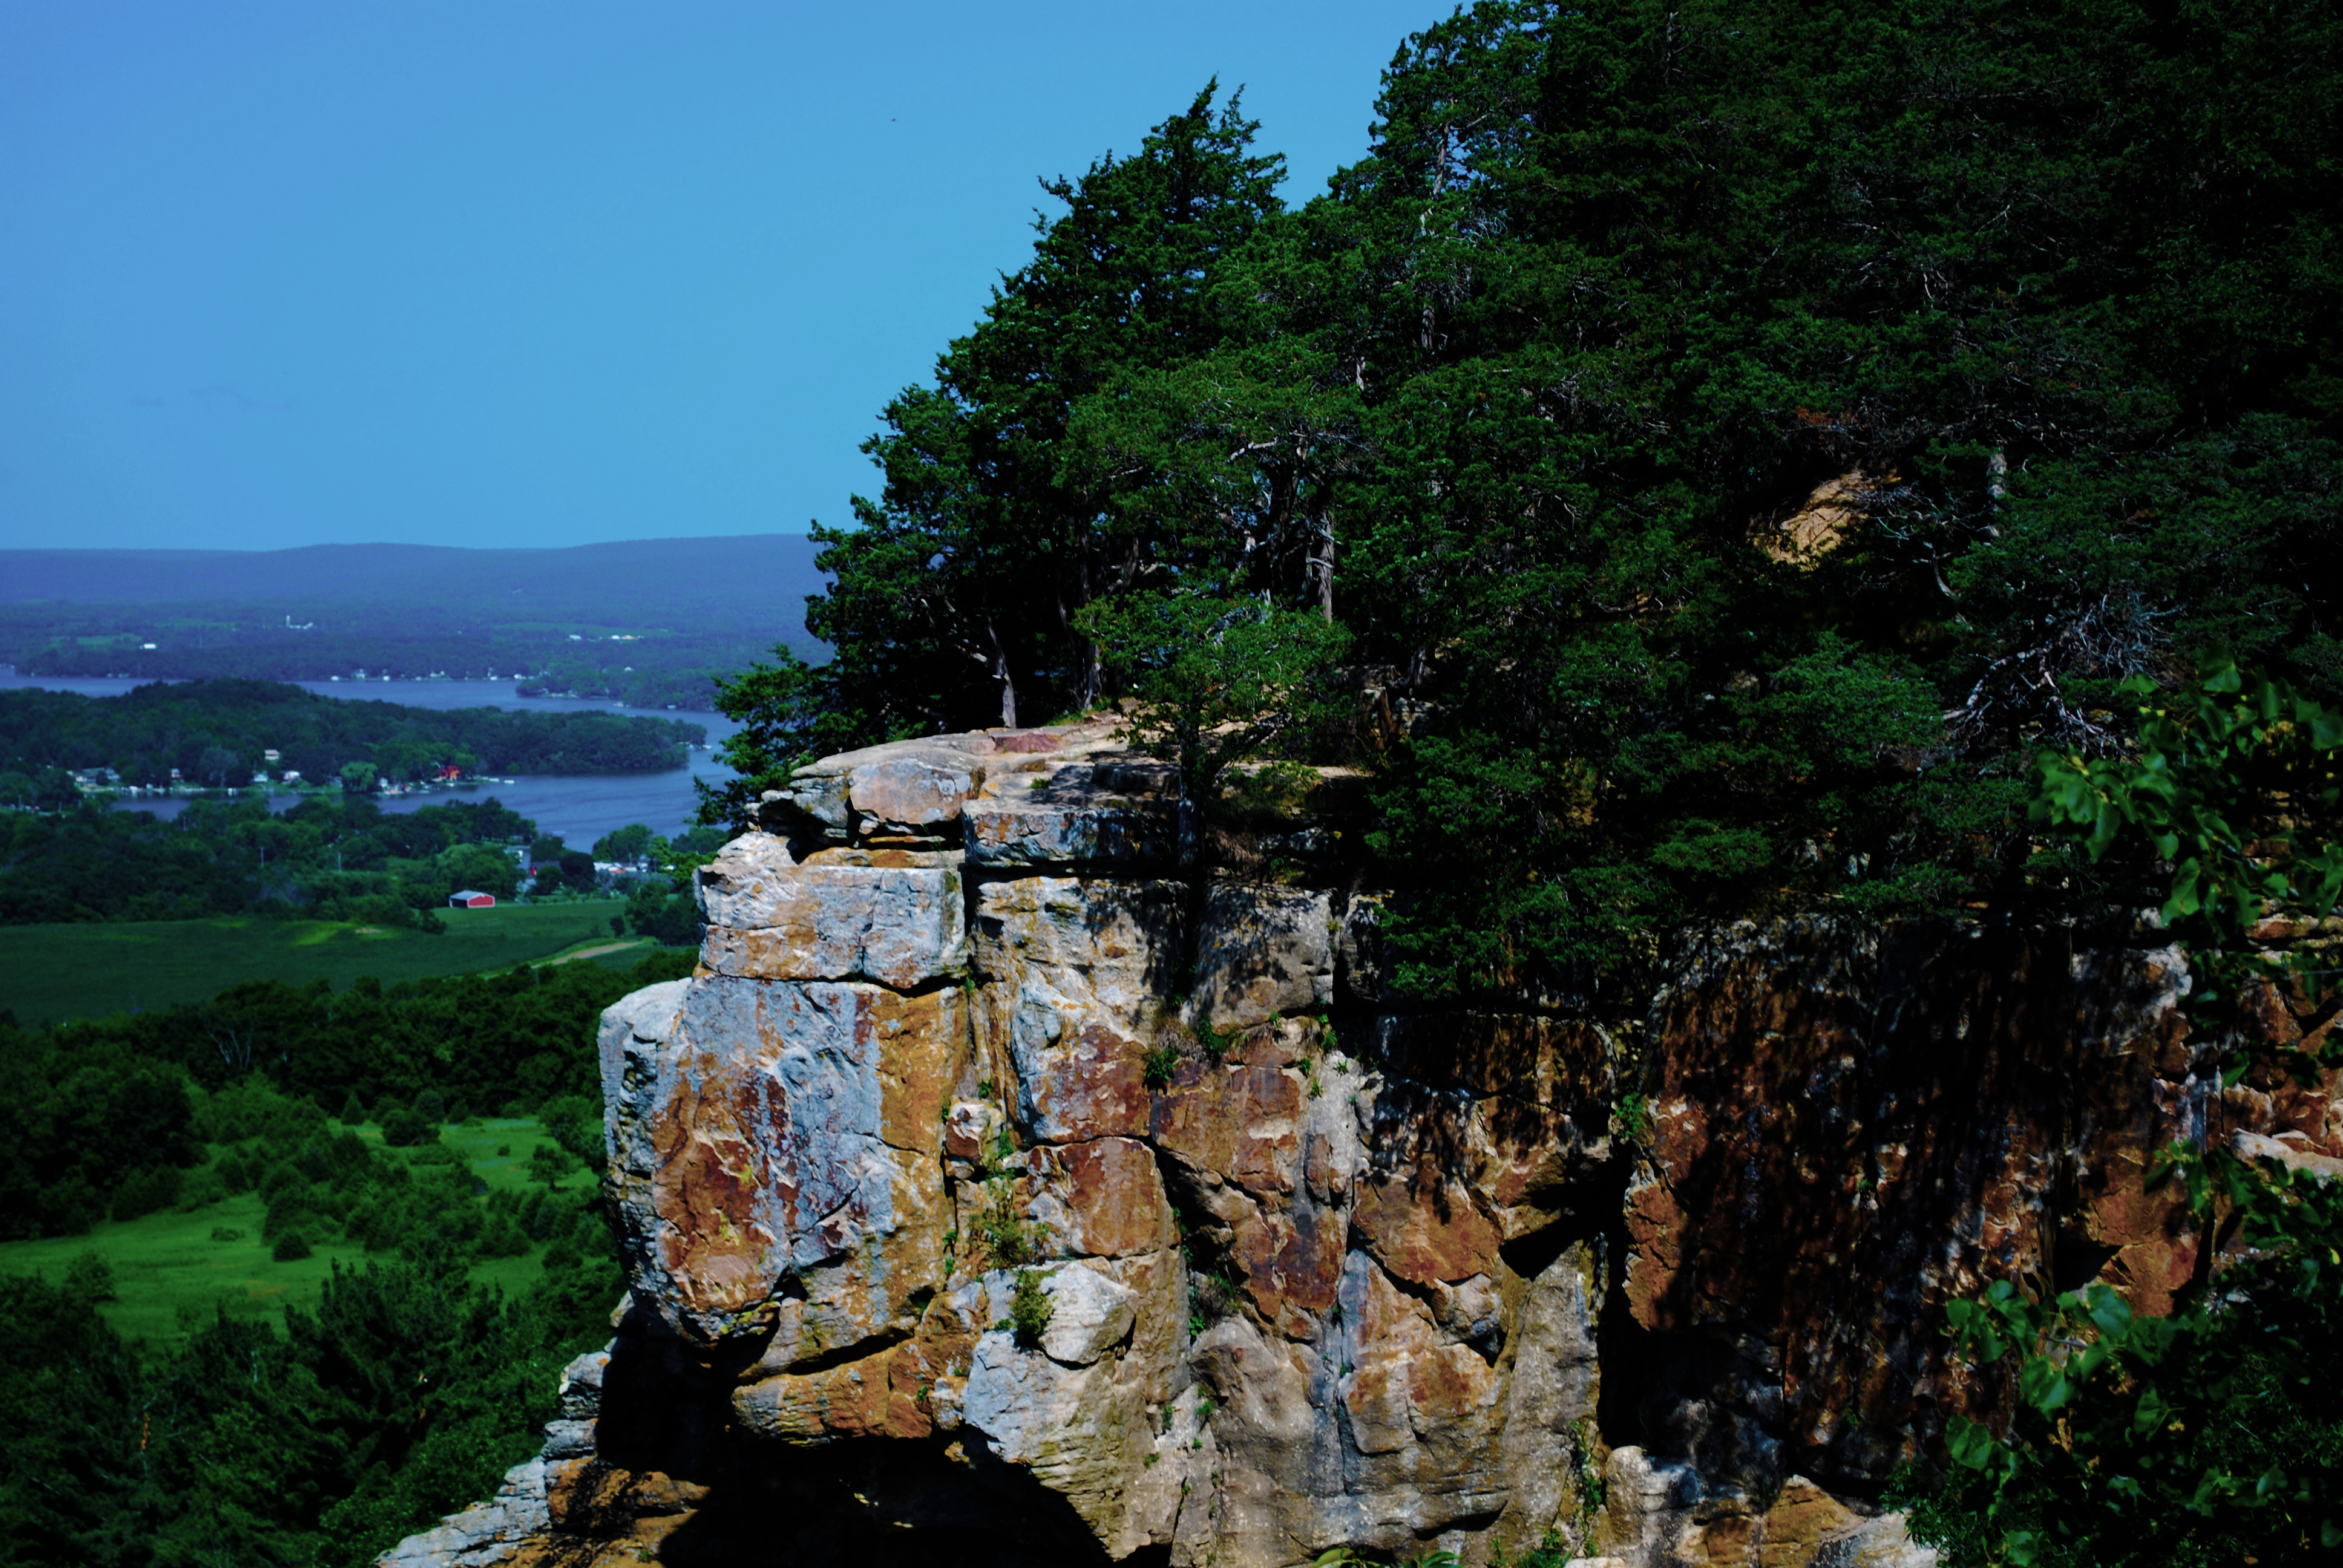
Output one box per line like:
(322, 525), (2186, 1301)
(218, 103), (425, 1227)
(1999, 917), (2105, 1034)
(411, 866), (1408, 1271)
(0, 676), (742, 847)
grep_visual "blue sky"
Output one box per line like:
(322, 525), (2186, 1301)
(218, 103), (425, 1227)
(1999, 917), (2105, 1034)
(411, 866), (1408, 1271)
(0, 1), (1449, 552)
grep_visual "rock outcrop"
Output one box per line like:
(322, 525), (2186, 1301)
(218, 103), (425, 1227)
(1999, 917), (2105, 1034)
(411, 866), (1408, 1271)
(385, 719), (2343, 1568)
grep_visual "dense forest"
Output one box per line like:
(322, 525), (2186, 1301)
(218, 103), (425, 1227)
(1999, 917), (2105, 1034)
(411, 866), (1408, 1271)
(1, 794), (538, 927)
(0, 950), (695, 1566)
(0, 786), (721, 929)
(713, 0), (2341, 1001)
(0, 680), (704, 789)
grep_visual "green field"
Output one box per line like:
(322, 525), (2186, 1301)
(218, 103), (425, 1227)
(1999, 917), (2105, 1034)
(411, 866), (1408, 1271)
(0, 1118), (586, 1347)
(0, 903), (660, 1024)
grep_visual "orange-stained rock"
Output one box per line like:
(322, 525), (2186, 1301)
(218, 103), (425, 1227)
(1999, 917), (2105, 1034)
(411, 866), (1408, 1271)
(1226, 1199), (1343, 1337)
(611, 976), (966, 1345)
(1352, 1168), (1502, 1286)
(732, 1342), (934, 1443)
(1150, 1057), (1302, 1195)
(438, 799), (2343, 1568)
(1019, 1135), (1178, 1259)
(1021, 1024), (1153, 1142)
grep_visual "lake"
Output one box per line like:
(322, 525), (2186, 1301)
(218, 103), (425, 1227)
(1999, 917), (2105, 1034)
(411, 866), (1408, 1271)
(0, 675), (743, 846)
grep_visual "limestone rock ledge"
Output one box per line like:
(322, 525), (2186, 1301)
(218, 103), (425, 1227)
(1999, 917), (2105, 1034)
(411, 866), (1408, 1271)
(383, 720), (2342, 1568)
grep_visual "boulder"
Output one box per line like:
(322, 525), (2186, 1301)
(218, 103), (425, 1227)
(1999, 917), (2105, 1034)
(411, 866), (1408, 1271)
(698, 848), (968, 990)
(965, 795), (1178, 869)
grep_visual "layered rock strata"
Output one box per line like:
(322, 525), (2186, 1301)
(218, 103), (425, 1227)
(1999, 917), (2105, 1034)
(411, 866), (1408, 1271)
(387, 719), (2342, 1568)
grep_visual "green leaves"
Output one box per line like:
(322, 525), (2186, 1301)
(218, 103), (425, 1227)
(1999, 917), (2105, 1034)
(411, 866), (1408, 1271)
(1081, 591), (1351, 818)
(1917, 668), (2343, 1561)
(2031, 662), (2343, 1068)
(1919, 1148), (2343, 1566)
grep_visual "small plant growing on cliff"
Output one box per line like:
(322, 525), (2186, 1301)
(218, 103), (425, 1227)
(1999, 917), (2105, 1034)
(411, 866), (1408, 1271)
(1075, 592), (1351, 871)
(1142, 1043), (1179, 1090)
(1610, 1091), (1653, 1142)
(1193, 1271), (1242, 1324)
(1008, 1269), (1052, 1348)
(1194, 1013), (1233, 1057)
(980, 1189), (1043, 1267)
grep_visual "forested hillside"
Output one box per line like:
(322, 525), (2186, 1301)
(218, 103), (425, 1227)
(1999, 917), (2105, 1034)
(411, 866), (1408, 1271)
(0, 679), (704, 788)
(0, 950), (695, 1566)
(718, 0), (2342, 997)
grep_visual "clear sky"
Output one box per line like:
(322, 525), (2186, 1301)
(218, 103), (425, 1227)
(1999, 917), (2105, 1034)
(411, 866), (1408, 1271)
(0, 1), (1450, 552)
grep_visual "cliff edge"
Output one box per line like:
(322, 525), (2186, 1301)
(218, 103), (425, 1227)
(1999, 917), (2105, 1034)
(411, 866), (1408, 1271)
(381, 718), (2342, 1567)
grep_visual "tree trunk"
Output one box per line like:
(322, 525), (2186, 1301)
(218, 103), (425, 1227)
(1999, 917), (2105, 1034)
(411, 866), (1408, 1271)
(986, 621), (1018, 729)
(1312, 514), (1335, 621)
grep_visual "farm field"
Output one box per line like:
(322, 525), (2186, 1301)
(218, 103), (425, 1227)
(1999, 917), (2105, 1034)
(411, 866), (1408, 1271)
(0, 903), (654, 1023)
(0, 1117), (587, 1348)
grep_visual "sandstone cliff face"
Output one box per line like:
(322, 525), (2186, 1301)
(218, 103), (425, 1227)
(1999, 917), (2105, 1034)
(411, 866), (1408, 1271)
(385, 721), (2343, 1568)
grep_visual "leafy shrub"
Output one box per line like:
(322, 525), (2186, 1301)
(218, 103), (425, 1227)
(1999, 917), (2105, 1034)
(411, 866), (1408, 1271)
(379, 1109), (433, 1148)
(271, 1230), (312, 1262)
(477, 1214), (531, 1258)
(1008, 1269), (1053, 1349)
(1913, 1151), (2343, 1566)
(979, 1186), (1043, 1267)
(110, 1165), (181, 1221)
(526, 1143), (577, 1190)
(1915, 665), (2343, 1564)
(173, 1166), (231, 1210)
(263, 1185), (326, 1242)
(1142, 1043), (1179, 1090)
(537, 1096), (603, 1168)
(413, 1088), (447, 1125)
(62, 1250), (116, 1302)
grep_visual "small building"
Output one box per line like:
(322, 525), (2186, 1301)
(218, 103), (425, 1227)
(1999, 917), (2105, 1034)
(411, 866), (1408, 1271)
(448, 890), (496, 909)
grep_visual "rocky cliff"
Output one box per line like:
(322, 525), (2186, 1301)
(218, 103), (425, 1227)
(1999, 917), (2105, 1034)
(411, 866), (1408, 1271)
(382, 718), (2343, 1568)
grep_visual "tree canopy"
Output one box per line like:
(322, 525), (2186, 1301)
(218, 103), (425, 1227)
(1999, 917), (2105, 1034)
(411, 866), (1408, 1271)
(713, 0), (2342, 999)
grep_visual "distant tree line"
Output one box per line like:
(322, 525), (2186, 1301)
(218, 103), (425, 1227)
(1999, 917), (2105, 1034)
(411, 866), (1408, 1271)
(0, 793), (542, 927)
(0, 782), (727, 929)
(0, 679), (704, 791)
(0, 598), (787, 708)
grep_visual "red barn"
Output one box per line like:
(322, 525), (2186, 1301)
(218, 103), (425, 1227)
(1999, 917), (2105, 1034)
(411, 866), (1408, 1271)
(448, 890), (496, 909)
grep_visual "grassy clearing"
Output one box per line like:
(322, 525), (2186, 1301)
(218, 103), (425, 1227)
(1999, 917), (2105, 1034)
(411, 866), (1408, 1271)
(0, 1118), (593, 1349)
(0, 903), (637, 1024)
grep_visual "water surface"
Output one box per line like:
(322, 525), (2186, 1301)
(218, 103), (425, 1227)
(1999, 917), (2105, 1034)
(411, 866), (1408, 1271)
(1, 676), (741, 845)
